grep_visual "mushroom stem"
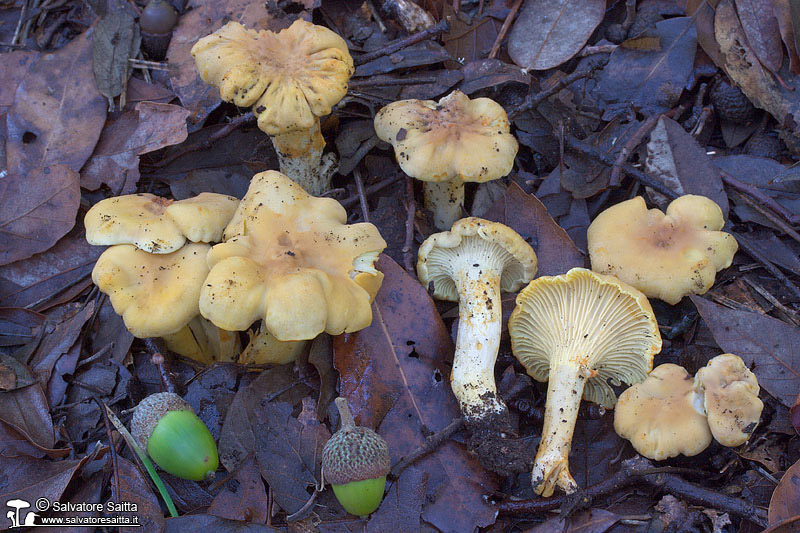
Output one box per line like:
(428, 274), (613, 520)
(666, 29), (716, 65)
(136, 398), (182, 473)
(271, 118), (335, 196)
(532, 362), (587, 497)
(423, 180), (465, 230)
(162, 316), (241, 364)
(452, 265), (506, 422)
(239, 325), (309, 365)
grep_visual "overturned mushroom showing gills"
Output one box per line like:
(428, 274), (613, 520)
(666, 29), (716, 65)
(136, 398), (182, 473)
(85, 192), (239, 254)
(374, 90), (518, 230)
(200, 170), (386, 342)
(417, 218), (537, 473)
(614, 363), (712, 460)
(191, 20), (354, 195)
(587, 195), (738, 304)
(695, 353), (763, 447)
(509, 268), (662, 496)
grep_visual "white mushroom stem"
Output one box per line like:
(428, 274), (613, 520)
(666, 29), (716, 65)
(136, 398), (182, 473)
(532, 361), (590, 497)
(451, 264), (506, 422)
(271, 118), (336, 196)
(423, 180), (465, 230)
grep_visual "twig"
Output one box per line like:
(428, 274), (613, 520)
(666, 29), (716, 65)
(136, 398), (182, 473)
(721, 170), (800, 226)
(340, 174), (402, 208)
(366, 0), (387, 33)
(578, 44), (618, 57)
(732, 191), (800, 246)
(390, 418), (464, 478)
(742, 277), (800, 327)
(731, 229), (800, 302)
(143, 338), (179, 393)
(402, 177), (416, 273)
(349, 76), (438, 88)
(683, 82), (709, 131)
(128, 58), (170, 71)
(92, 396), (121, 507)
(609, 112), (664, 187)
(488, 0), (523, 59)
(509, 62), (606, 120)
(353, 168), (370, 223)
(354, 17), (450, 66)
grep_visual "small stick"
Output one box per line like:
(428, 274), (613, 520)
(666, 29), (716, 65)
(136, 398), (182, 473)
(354, 17), (451, 66)
(365, 0), (387, 33)
(721, 170), (800, 226)
(577, 44), (618, 57)
(733, 191), (800, 246)
(732, 230), (800, 302)
(353, 168), (370, 223)
(609, 112), (664, 187)
(349, 76), (438, 88)
(92, 396), (121, 507)
(143, 338), (179, 394)
(402, 177), (416, 274)
(488, 0), (523, 59)
(390, 418), (464, 478)
(509, 63), (606, 120)
(340, 173), (401, 208)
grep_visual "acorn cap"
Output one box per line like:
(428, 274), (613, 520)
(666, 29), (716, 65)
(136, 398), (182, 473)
(131, 392), (193, 450)
(322, 426), (390, 485)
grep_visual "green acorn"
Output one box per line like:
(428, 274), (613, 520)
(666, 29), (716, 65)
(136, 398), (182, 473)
(131, 392), (218, 481)
(322, 398), (390, 516)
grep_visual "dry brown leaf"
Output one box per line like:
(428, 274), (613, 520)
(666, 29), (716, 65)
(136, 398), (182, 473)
(734, 0), (783, 72)
(768, 458), (800, 526)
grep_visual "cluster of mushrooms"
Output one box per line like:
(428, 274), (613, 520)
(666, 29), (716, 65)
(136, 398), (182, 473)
(82, 17), (767, 512)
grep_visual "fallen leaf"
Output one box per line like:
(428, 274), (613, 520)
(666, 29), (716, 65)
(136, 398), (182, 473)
(482, 183), (584, 276)
(0, 380), (56, 451)
(92, 8), (139, 110)
(592, 17), (697, 119)
(0, 308), (45, 351)
(691, 296), (800, 407)
(645, 116), (728, 216)
(734, 0), (783, 73)
(165, 515), (282, 531)
(441, 3), (501, 67)
(6, 30), (107, 175)
(207, 455), (268, 523)
(0, 454), (87, 507)
(459, 59), (530, 95)
(0, 50), (40, 113)
(355, 41), (452, 77)
(116, 456), (166, 532)
(81, 102), (190, 193)
(366, 467), (428, 533)
(30, 302), (94, 388)
(774, 0), (800, 74)
(768, 458), (800, 525)
(0, 165), (80, 266)
(525, 508), (620, 533)
(334, 255), (498, 533)
(508, 0), (605, 71)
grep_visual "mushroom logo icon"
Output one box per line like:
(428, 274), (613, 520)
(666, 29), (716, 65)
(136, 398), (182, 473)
(5, 499), (38, 528)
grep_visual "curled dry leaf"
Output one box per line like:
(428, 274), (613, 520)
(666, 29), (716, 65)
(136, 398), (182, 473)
(0, 381), (56, 452)
(768, 458), (800, 526)
(334, 255), (498, 533)
(734, 0), (783, 73)
(508, 0), (605, 71)
(6, 30), (106, 176)
(0, 165), (80, 266)
(692, 296), (800, 408)
(92, 8), (140, 110)
(0, 454), (88, 510)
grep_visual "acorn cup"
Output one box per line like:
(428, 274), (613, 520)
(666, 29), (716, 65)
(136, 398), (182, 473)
(131, 392), (219, 481)
(322, 397), (390, 516)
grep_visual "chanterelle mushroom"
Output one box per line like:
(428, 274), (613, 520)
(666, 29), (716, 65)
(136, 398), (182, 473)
(417, 217), (537, 473)
(191, 20), (354, 195)
(85, 193), (239, 254)
(695, 354), (762, 447)
(614, 363), (712, 460)
(509, 268), (662, 496)
(374, 90), (518, 230)
(200, 170), (386, 341)
(587, 195), (738, 304)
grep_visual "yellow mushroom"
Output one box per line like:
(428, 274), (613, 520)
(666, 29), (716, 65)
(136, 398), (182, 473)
(509, 268), (661, 496)
(587, 195), (738, 305)
(374, 90), (518, 230)
(191, 20), (354, 195)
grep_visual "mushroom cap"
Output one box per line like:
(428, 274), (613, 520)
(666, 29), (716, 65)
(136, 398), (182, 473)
(373, 90), (518, 184)
(199, 171), (387, 340)
(85, 193), (239, 254)
(614, 363), (712, 460)
(587, 195), (738, 305)
(695, 353), (763, 447)
(191, 20), (354, 136)
(416, 217), (537, 301)
(92, 243), (210, 338)
(509, 268), (662, 409)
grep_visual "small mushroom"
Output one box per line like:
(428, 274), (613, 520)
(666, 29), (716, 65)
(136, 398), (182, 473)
(85, 192), (239, 254)
(91, 244), (240, 364)
(417, 217), (537, 473)
(587, 195), (738, 304)
(191, 20), (354, 195)
(694, 353), (763, 447)
(509, 268), (662, 496)
(614, 363), (712, 460)
(200, 170), (386, 343)
(374, 90), (518, 230)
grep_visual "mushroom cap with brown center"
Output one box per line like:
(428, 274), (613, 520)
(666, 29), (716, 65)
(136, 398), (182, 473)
(191, 20), (354, 136)
(417, 217), (538, 301)
(614, 363), (712, 460)
(509, 268), (662, 409)
(695, 354), (762, 447)
(587, 195), (738, 305)
(199, 170), (387, 340)
(373, 90), (518, 184)
(85, 193), (239, 254)
(92, 243), (210, 338)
